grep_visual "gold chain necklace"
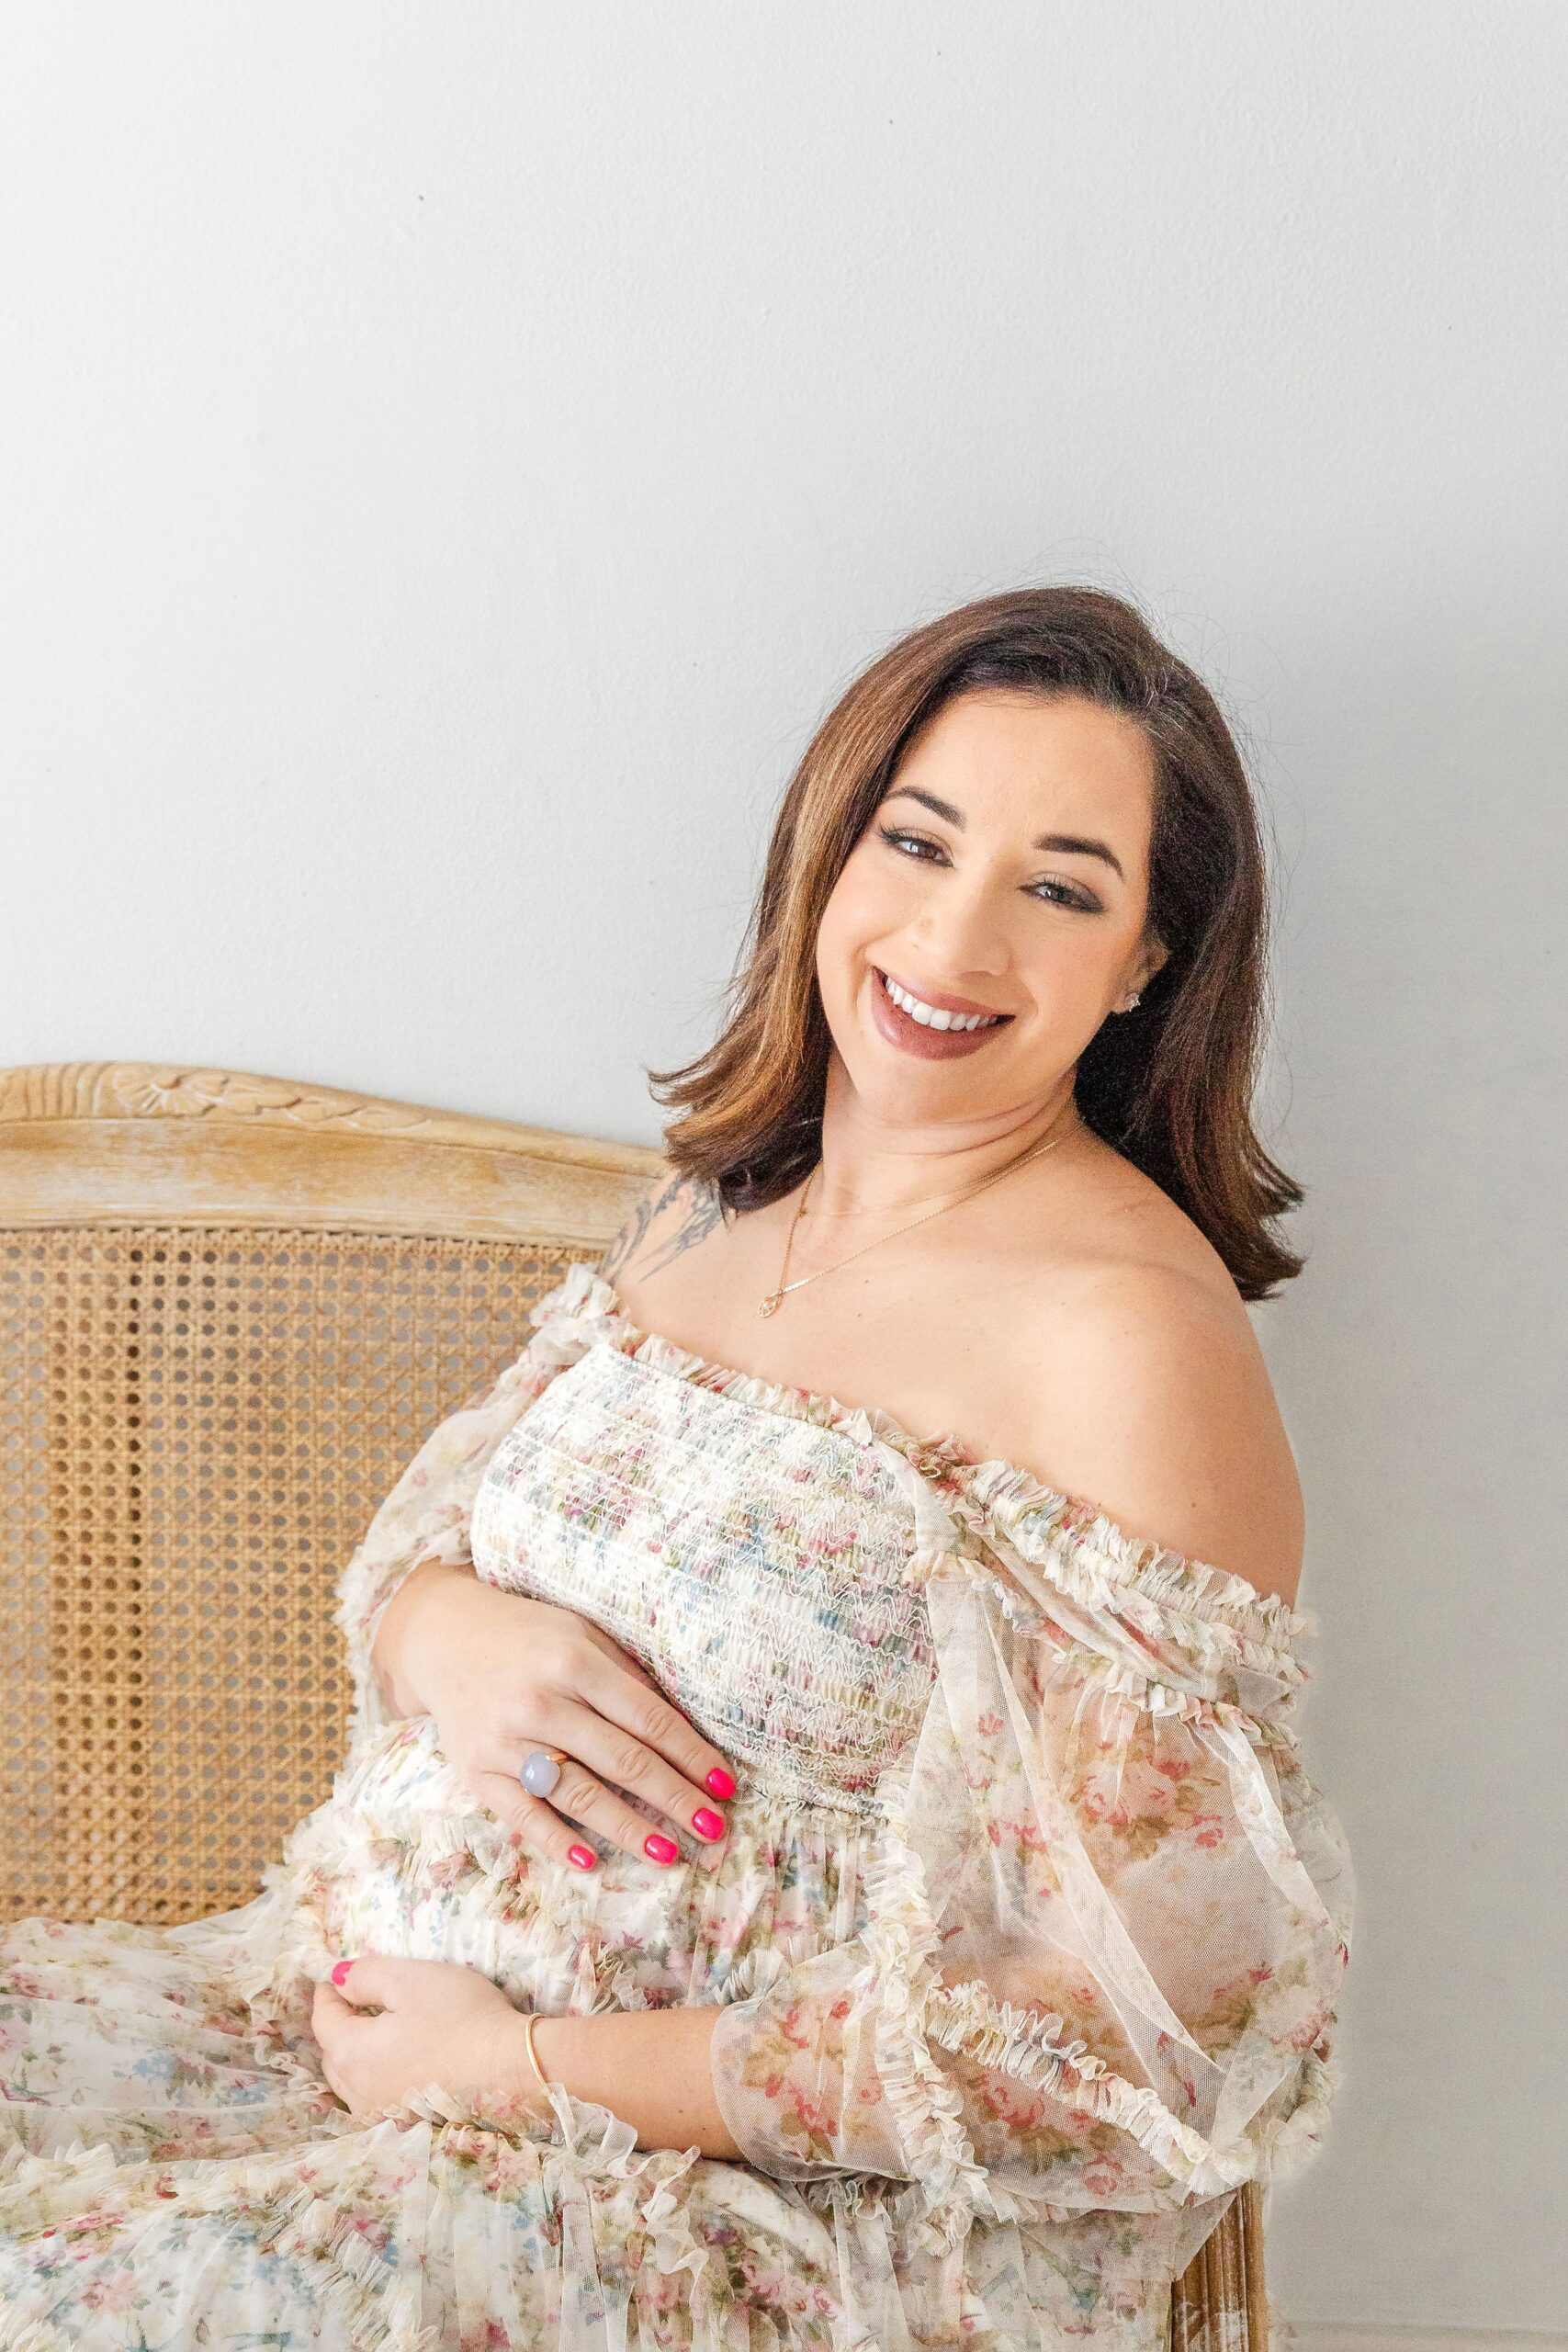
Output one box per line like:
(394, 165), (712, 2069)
(758, 1123), (1070, 1317)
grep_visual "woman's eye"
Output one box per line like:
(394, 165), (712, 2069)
(1030, 878), (1099, 911)
(876, 825), (944, 862)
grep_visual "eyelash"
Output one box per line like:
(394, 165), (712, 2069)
(874, 825), (1100, 913)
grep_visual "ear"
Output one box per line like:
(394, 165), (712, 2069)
(1138, 932), (1171, 991)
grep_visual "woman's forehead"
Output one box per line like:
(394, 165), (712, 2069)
(882, 697), (1156, 847)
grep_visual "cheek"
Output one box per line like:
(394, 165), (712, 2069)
(817, 850), (903, 989)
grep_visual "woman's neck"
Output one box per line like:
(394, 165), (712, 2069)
(808, 1061), (1085, 1222)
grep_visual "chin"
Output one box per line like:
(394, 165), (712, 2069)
(827, 1008), (1003, 1120)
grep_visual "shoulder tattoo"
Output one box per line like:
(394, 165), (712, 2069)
(598, 1174), (726, 1283)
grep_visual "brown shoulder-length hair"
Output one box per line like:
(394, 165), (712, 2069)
(650, 585), (1304, 1303)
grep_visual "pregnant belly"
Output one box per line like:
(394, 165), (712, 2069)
(269, 1716), (876, 2022)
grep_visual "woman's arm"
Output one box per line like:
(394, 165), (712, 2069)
(335, 1335), (579, 1747)
(371, 1558), (472, 1720)
(526, 2007), (740, 2158)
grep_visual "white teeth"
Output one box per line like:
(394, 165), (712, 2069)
(881, 974), (1001, 1032)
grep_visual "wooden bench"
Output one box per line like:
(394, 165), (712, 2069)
(0, 1058), (1268, 2351)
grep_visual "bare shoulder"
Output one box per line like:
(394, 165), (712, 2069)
(998, 1177), (1305, 1607)
(597, 1168), (728, 1300)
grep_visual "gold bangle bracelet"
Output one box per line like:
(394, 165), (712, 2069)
(521, 2011), (552, 2103)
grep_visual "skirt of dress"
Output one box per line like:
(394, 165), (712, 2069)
(1, 1892), (1179, 2352)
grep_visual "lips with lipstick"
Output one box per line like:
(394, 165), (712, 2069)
(869, 967), (1014, 1059)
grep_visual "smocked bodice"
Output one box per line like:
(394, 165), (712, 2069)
(468, 1340), (936, 1811)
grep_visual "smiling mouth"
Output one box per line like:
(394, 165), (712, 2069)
(874, 968), (1010, 1033)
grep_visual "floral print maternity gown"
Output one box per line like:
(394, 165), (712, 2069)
(0, 1263), (1353, 2352)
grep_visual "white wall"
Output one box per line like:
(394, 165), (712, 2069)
(3, 5), (1562, 2331)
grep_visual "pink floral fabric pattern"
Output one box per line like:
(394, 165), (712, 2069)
(0, 1262), (1352, 2351)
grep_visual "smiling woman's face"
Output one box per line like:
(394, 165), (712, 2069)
(814, 689), (1169, 1136)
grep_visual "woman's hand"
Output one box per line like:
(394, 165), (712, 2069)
(314, 1956), (741, 2156)
(311, 1954), (544, 2128)
(373, 1565), (738, 1873)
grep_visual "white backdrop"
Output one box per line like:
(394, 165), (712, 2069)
(4, 6), (1563, 2334)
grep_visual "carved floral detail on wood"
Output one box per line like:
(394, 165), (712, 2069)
(0, 1064), (663, 1172)
(0, 1064), (442, 1131)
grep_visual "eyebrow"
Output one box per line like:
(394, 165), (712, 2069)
(881, 786), (1126, 882)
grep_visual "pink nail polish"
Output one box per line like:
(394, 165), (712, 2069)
(692, 1808), (725, 1841)
(644, 1832), (678, 1865)
(568, 1845), (596, 1871)
(331, 1959), (354, 1986)
(705, 1768), (736, 1799)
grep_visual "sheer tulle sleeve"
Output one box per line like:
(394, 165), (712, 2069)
(333, 1263), (629, 1747)
(707, 1442), (1354, 2227)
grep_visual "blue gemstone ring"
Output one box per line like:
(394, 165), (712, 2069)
(520, 1746), (567, 1801)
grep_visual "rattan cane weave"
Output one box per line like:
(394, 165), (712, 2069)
(2, 1222), (589, 1924)
(0, 1059), (1269, 2349)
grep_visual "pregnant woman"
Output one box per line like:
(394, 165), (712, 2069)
(0, 585), (1352, 2352)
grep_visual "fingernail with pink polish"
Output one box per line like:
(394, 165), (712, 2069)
(692, 1808), (725, 1842)
(331, 1959), (354, 1986)
(644, 1832), (679, 1866)
(568, 1845), (597, 1871)
(705, 1768), (736, 1800)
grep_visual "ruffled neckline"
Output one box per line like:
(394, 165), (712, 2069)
(534, 1262), (1314, 1663)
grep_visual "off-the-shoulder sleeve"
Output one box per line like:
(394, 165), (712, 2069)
(333, 1262), (626, 1747)
(707, 1445), (1354, 2228)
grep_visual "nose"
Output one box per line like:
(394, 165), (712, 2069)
(906, 867), (1010, 981)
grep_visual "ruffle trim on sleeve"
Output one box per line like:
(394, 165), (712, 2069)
(855, 1771), (1270, 2233)
(1254, 2040), (1342, 2185)
(525, 1258), (638, 1361)
(920, 1979), (1258, 2203)
(856, 1836), (998, 2231)
(952, 1461), (1314, 1717)
(964, 1458), (1313, 1657)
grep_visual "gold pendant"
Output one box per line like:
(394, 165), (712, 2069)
(759, 1295), (780, 1317)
